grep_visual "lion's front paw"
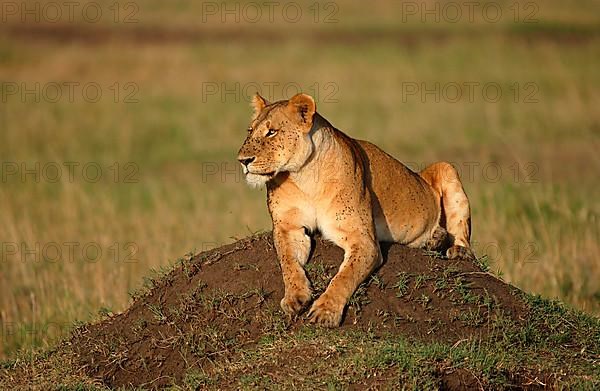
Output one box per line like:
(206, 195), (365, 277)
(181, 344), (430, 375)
(446, 245), (476, 260)
(307, 294), (344, 328)
(280, 287), (312, 319)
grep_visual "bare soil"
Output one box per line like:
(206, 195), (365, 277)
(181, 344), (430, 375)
(68, 232), (528, 389)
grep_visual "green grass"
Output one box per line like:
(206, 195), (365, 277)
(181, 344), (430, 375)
(172, 293), (599, 389)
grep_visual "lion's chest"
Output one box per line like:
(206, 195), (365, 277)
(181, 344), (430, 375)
(268, 177), (345, 234)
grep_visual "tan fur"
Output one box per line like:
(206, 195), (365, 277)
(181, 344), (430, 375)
(237, 93), (474, 327)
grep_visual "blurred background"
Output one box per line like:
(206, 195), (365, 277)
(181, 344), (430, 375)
(0, 0), (598, 358)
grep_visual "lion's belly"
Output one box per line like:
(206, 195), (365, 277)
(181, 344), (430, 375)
(373, 201), (438, 247)
(359, 141), (440, 247)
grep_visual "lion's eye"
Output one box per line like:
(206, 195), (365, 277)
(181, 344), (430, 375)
(266, 128), (278, 137)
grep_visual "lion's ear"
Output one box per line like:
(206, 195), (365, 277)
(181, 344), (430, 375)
(286, 93), (316, 130)
(251, 93), (269, 119)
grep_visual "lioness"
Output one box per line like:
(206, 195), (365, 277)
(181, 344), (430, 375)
(237, 93), (474, 327)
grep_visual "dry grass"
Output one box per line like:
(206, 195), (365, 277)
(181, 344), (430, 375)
(0, 0), (599, 358)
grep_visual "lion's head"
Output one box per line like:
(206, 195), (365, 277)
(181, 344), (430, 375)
(237, 93), (316, 187)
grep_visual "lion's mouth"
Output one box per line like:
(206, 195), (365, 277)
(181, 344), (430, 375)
(244, 168), (276, 178)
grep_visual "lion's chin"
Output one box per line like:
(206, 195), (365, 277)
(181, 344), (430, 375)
(244, 172), (275, 189)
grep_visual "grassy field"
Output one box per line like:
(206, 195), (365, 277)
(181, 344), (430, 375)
(0, 0), (599, 359)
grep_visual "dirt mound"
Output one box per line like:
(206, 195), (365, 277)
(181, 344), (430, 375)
(67, 233), (527, 388)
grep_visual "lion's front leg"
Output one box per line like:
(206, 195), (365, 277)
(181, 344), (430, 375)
(273, 224), (312, 319)
(308, 231), (381, 327)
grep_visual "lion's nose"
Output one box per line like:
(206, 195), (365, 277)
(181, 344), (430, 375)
(238, 156), (256, 167)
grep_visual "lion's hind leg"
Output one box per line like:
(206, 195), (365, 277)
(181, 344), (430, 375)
(420, 162), (475, 260)
(424, 225), (449, 252)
